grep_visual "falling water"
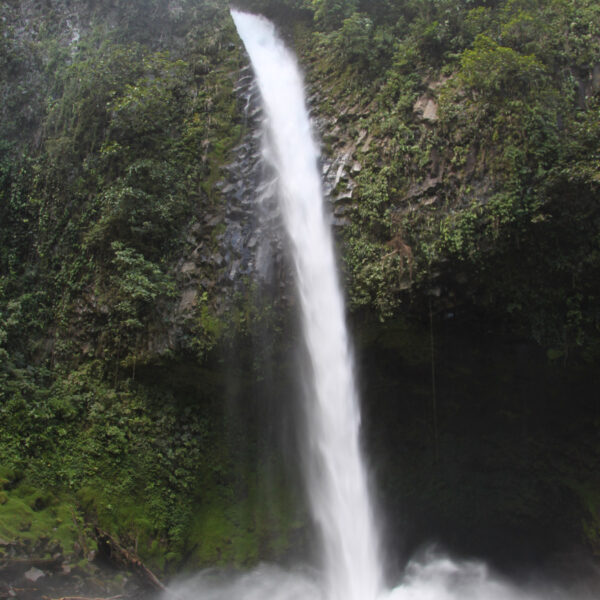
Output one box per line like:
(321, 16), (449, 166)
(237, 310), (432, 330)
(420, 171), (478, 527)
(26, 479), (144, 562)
(165, 11), (598, 600)
(231, 9), (382, 600)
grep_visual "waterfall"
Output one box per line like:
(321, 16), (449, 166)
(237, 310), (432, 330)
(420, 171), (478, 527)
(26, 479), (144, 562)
(166, 11), (591, 600)
(231, 10), (382, 600)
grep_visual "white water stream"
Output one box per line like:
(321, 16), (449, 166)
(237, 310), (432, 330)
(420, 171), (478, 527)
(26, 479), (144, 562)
(230, 9), (381, 600)
(166, 11), (596, 600)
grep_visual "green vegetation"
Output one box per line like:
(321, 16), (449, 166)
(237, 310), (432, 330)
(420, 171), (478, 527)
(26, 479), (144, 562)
(0, 0), (300, 573)
(289, 0), (600, 364)
(293, 0), (600, 558)
(0, 465), (94, 564)
(1, 0), (600, 575)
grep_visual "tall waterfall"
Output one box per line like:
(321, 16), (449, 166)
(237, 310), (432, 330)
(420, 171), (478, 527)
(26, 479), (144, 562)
(165, 11), (590, 600)
(231, 10), (382, 600)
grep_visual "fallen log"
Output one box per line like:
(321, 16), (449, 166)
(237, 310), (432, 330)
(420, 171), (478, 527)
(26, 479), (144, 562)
(50, 596), (123, 600)
(94, 528), (166, 592)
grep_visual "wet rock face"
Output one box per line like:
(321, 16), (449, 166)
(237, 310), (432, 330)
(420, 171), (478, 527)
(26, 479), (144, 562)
(166, 60), (292, 344)
(219, 64), (288, 293)
(306, 90), (374, 232)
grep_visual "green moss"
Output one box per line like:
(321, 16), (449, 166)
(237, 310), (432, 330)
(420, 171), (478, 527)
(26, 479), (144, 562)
(0, 486), (83, 557)
(187, 480), (303, 568)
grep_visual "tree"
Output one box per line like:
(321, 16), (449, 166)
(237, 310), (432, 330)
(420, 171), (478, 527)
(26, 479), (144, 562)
(313, 0), (358, 30)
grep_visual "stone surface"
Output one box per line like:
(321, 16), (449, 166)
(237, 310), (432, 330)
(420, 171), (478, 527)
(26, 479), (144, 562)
(422, 99), (438, 122)
(24, 567), (44, 582)
(179, 288), (198, 312)
(413, 95), (438, 122)
(180, 262), (197, 274)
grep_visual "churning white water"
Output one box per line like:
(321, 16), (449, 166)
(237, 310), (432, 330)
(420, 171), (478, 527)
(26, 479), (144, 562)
(165, 10), (597, 600)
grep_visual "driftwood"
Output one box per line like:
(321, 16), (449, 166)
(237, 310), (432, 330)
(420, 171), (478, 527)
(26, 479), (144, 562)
(94, 528), (166, 592)
(50, 596), (123, 600)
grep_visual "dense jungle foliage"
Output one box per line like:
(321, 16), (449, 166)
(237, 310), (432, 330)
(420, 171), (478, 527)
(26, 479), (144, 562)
(289, 0), (600, 362)
(0, 0), (599, 584)
(0, 0), (296, 575)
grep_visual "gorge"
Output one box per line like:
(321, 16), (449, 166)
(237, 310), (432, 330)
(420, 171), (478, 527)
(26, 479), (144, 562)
(0, 1), (599, 599)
